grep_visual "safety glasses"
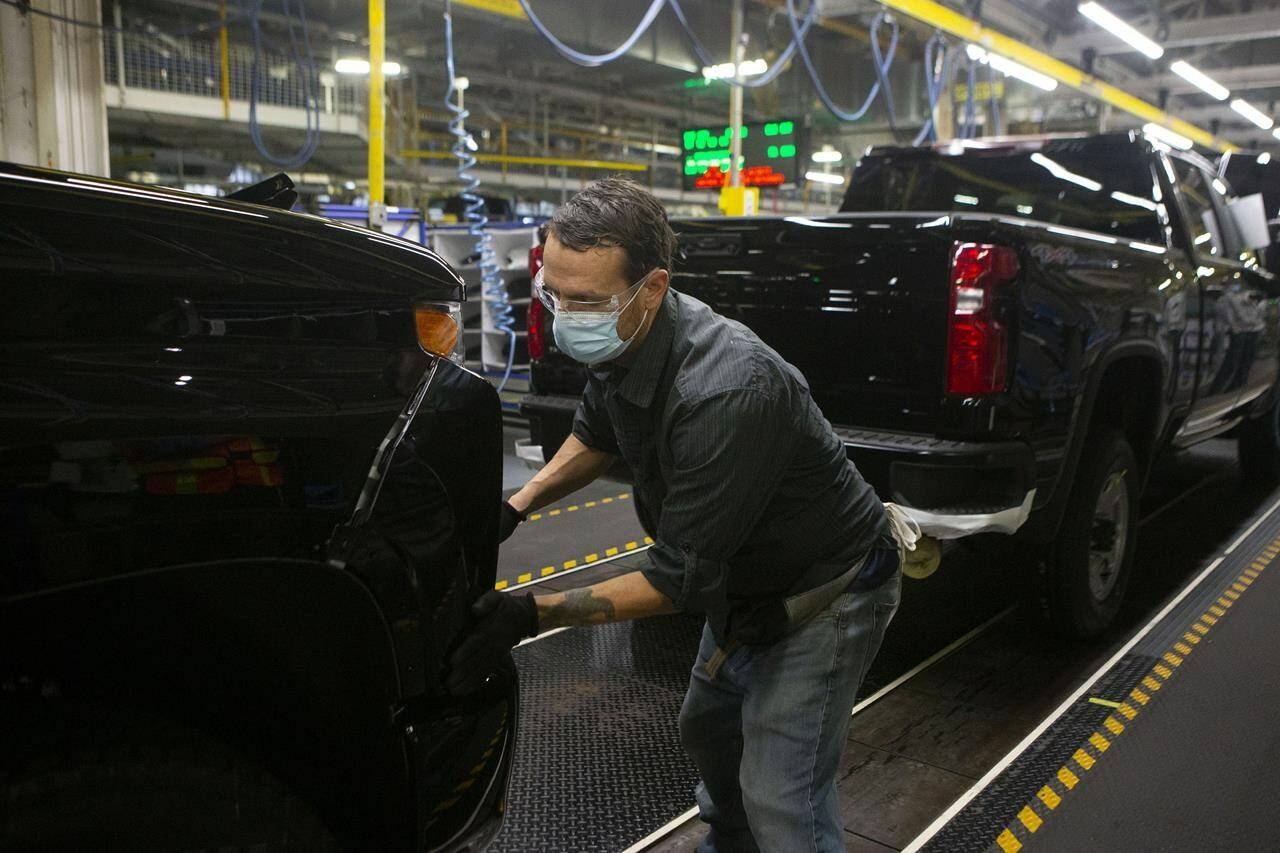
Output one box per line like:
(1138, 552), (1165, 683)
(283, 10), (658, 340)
(532, 267), (656, 316)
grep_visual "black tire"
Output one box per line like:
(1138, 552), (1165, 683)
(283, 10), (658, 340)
(1039, 428), (1139, 639)
(1238, 392), (1280, 488)
(0, 701), (341, 852)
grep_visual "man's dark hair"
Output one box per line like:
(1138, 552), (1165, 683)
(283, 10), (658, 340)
(547, 177), (677, 282)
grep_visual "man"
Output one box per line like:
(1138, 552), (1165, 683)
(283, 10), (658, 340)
(448, 178), (911, 852)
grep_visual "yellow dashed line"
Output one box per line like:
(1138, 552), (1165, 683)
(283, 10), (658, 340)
(606, 547), (619, 557)
(1142, 676), (1163, 692)
(1089, 732), (1111, 753)
(1225, 589), (1241, 600)
(518, 572), (532, 584)
(1153, 664), (1173, 679)
(1073, 749), (1095, 770)
(1057, 766), (1080, 789)
(1117, 702), (1138, 721)
(1163, 652), (1183, 667)
(1216, 597), (1233, 609)
(528, 513), (542, 521)
(996, 828), (1022, 852)
(1183, 632), (1201, 645)
(1208, 605), (1226, 617)
(1037, 786), (1062, 810)
(602, 497), (614, 504)
(541, 566), (556, 577)
(548, 509), (561, 516)
(564, 559), (578, 569)
(568, 505), (579, 512)
(1201, 614), (1218, 626)
(585, 501), (597, 508)
(625, 541), (639, 550)
(619, 493), (631, 500)
(1103, 716), (1125, 736)
(1017, 806), (1042, 833)
(644, 536), (654, 544)
(1130, 687), (1150, 705)
(495, 580), (509, 591)
(1192, 623), (1210, 634)
(585, 553), (599, 563)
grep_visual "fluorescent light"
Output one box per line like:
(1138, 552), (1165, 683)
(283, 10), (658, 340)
(805, 171), (845, 185)
(1030, 152), (1102, 191)
(1232, 99), (1274, 130)
(811, 148), (843, 163)
(1016, 204), (1034, 215)
(1272, 128), (1280, 141)
(1212, 178), (1228, 195)
(1168, 61), (1229, 101)
(702, 58), (768, 80)
(954, 194), (979, 205)
(1111, 190), (1157, 210)
(1142, 123), (1193, 150)
(1078, 3), (1163, 59)
(966, 45), (1058, 91)
(1259, 152), (1272, 165)
(334, 58), (402, 75)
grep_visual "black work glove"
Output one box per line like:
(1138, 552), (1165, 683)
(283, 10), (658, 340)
(446, 591), (539, 694)
(498, 500), (527, 543)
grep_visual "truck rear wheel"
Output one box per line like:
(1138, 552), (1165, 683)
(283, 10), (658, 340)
(1039, 429), (1139, 639)
(1237, 392), (1280, 487)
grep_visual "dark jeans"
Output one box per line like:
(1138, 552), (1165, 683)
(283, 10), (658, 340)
(679, 550), (903, 852)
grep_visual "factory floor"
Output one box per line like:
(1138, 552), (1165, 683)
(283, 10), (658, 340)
(489, 425), (1275, 852)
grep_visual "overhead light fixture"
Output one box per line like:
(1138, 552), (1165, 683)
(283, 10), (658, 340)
(811, 147), (843, 163)
(1168, 61), (1229, 101)
(1273, 128), (1280, 141)
(965, 45), (1058, 92)
(1231, 98), (1274, 130)
(1077, 3), (1163, 59)
(953, 194), (979, 205)
(1142, 122), (1194, 150)
(1030, 152), (1102, 191)
(334, 58), (402, 76)
(805, 170), (845, 185)
(1258, 152), (1272, 165)
(702, 58), (768, 80)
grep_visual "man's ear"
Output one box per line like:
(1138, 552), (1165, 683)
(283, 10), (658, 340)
(643, 269), (670, 310)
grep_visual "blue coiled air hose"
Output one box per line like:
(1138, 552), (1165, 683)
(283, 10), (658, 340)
(444, 1), (516, 393)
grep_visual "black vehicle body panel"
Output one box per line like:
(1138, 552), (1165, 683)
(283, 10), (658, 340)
(524, 134), (1280, 543)
(0, 163), (513, 851)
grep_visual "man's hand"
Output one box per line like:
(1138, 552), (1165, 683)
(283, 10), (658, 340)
(498, 500), (526, 543)
(447, 591), (539, 694)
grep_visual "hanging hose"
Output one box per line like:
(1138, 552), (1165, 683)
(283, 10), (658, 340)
(987, 59), (1002, 134)
(785, 1), (897, 124)
(246, 0), (320, 169)
(913, 33), (951, 146)
(515, 0), (667, 67)
(667, 0), (815, 89)
(444, 1), (516, 393)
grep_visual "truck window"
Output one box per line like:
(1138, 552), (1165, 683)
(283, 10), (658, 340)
(1170, 156), (1239, 257)
(843, 138), (1164, 244)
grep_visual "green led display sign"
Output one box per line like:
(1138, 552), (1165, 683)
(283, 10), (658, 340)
(680, 118), (801, 190)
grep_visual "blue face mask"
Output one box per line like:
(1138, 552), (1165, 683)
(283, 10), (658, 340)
(553, 296), (649, 365)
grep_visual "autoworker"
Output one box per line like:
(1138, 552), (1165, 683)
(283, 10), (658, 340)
(448, 177), (916, 852)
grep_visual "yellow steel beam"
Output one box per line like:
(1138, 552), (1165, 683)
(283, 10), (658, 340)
(873, 0), (1235, 152)
(454, 0), (525, 20)
(400, 150), (647, 171)
(368, 0), (386, 210)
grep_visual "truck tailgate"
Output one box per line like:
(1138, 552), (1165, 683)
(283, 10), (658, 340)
(673, 215), (956, 433)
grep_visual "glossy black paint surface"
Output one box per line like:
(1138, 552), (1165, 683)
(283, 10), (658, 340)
(527, 135), (1279, 536)
(0, 163), (511, 851)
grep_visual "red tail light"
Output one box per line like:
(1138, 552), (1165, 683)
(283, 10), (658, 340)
(527, 244), (546, 360)
(945, 242), (1019, 396)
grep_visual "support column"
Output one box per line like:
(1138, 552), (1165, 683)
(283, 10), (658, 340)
(0, 0), (110, 175)
(367, 0), (386, 229)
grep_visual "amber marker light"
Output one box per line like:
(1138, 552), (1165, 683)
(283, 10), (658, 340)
(415, 302), (463, 363)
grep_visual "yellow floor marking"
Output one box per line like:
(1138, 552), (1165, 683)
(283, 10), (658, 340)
(495, 580), (509, 591)
(996, 828), (1023, 852)
(1018, 806), (1042, 833)
(1058, 766), (1080, 789)
(1183, 632), (1201, 644)
(568, 505), (579, 512)
(1088, 697), (1121, 708)
(606, 547), (619, 557)
(625, 541), (638, 550)
(517, 572), (532, 583)
(454, 778), (476, 792)
(1142, 676), (1163, 692)
(1245, 568), (1260, 578)
(619, 493), (631, 499)
(1175, 642), (1193, 655)
(1117, 702), (1138, 721)
(1225, 589), (1241, 600)
(585, 501), (597, 508)
(1250, 560), (1266, 570)
(1130, 688), (1150, 705)
(548, 509), (561, 516)
(1037, 785), (1062, 810)
(644, 536), (654, 544)
(1192, 623), (1209, 634)
(541, 566), (556, 577)
(564, 559), (578, 569)
(1074, 748), (1096, 770)
(1209, 604), (1226, 617)
(1239, 576), (1254, 586)
(602, 497), (614, 504)
(585, 553), (599, 562)
(1163, 652), (1183, 667)
(1232, 582), (1248, 592)
(529, 513), (543, 521)
(1103, 716), (1125, 736)
(1201, 614), (1218, 626)
(1089, 732), (1111, 753)
(1154, 664), (1173, 679)
(1217, 597), (1234, 609)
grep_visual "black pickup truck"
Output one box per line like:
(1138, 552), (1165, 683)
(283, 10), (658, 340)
(522, 132), (1280, 638)
(0, 164), (513, 851)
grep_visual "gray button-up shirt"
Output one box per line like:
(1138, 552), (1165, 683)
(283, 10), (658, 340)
(572, 289), (888, 645)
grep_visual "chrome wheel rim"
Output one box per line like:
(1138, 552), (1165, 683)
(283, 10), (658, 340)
(1088, 470), (1129, 603)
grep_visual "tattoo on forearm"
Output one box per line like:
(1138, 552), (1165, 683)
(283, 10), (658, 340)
(538, 588), (617, 630)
